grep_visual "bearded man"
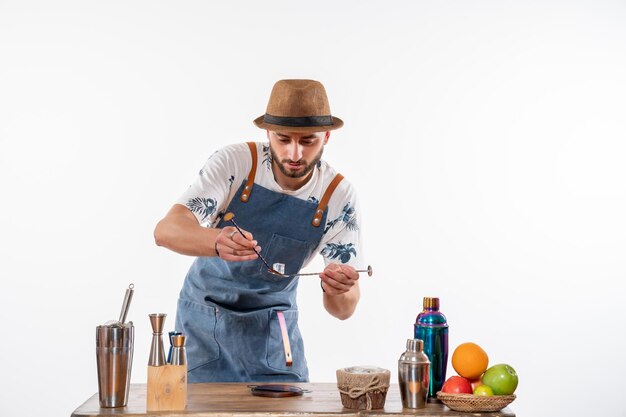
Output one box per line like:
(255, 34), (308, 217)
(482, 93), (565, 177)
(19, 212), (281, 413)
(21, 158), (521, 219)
(154, 79), (364, 383)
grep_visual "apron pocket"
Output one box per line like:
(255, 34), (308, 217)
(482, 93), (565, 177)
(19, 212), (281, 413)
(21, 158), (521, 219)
(176, 298), (220, 371)
(266, 309), (307, 379)
(258, 234), (310, 282)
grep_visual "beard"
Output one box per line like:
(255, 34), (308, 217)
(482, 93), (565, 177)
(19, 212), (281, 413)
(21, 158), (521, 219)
(269, 145), (324, 179)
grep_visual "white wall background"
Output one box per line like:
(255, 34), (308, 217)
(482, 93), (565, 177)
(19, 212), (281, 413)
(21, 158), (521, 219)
(1, 1), (625, 416)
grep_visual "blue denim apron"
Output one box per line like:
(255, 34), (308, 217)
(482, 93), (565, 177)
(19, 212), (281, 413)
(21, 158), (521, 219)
(176, 147), (340, 383)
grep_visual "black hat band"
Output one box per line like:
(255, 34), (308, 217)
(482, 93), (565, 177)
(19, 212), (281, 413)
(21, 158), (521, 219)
(263, 114), (333, 127)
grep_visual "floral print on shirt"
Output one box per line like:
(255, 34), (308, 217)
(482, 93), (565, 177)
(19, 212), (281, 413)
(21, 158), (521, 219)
(324, 202), (358, 233)
(186, 197), (217, 221)
(321, 242), (357, 263)
(262, 145), (272, 170)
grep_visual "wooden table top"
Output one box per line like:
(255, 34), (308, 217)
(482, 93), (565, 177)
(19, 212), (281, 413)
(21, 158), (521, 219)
(71, 383), (516, 417)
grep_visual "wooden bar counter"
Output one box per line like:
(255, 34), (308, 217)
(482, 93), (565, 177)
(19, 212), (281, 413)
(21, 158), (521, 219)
(71, 383), (516, 417)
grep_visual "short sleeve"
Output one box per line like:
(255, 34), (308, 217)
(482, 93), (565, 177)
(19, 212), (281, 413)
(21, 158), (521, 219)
(176, 144), (250, 227)
(318, 181), (365, 269)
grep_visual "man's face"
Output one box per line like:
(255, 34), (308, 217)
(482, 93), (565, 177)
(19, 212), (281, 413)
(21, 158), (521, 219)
(268, 131), (329, 180)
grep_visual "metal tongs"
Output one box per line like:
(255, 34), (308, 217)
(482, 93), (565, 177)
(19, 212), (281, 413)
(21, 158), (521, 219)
(223, 212), (373, 278)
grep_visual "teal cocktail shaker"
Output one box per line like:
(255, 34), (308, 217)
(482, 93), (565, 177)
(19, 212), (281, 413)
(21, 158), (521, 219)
(414, 297), (448, 399)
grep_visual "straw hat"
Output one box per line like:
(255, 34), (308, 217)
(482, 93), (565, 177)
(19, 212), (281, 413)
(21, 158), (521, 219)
(254, 79), (343, 132)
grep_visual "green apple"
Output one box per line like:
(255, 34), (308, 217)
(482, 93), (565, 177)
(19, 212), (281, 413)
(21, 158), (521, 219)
(482, 364), (518, 395)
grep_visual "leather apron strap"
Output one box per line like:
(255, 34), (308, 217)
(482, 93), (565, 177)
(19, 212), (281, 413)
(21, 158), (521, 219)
(240, 142), (258, 203)
(312, 173), (344, 227)
(276, 311), (293, 366)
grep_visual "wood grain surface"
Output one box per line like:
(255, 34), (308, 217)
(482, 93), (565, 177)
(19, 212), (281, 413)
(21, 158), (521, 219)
(71, 383), (516, 417)
(147, 364), (187, 411)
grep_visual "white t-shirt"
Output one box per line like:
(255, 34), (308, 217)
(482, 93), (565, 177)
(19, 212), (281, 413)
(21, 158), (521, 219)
(177, 142), (364, 269)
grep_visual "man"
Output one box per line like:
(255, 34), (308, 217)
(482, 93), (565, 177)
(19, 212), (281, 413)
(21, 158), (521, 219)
(154, 79), (364, 383)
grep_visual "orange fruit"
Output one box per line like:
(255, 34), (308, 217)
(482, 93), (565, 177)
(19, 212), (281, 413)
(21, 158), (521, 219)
(451, 342), (489, 379)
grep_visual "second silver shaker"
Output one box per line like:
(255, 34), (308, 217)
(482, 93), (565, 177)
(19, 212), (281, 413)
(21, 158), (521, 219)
(398, 338), (430, 409)
(170, 334), (187, 366)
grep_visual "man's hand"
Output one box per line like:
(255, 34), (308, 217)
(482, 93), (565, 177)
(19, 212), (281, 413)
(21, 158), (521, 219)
(215, 226), (261, 262)
(154, 205), (261, 259)
(319, 263), (359, 295)
(319, 263), (360, 320)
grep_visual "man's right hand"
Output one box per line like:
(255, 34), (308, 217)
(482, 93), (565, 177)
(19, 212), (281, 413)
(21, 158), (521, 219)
(214, 226), (261, 262)
(154, 204), (261, 259)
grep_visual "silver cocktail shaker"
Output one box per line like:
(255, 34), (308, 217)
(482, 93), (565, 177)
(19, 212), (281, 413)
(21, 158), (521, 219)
(96, 284), (135, 408)
(96, 323), (134, 407)
(398, 338), (430, 409)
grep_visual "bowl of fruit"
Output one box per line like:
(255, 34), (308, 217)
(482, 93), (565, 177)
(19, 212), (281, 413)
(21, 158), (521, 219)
(437, 342), (518, 412)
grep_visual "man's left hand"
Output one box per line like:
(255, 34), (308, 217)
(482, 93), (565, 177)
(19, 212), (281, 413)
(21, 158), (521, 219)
(319, 263), (359, 295)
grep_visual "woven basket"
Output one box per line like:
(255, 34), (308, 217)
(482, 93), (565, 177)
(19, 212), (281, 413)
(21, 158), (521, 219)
(436, 392), (516, 412)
